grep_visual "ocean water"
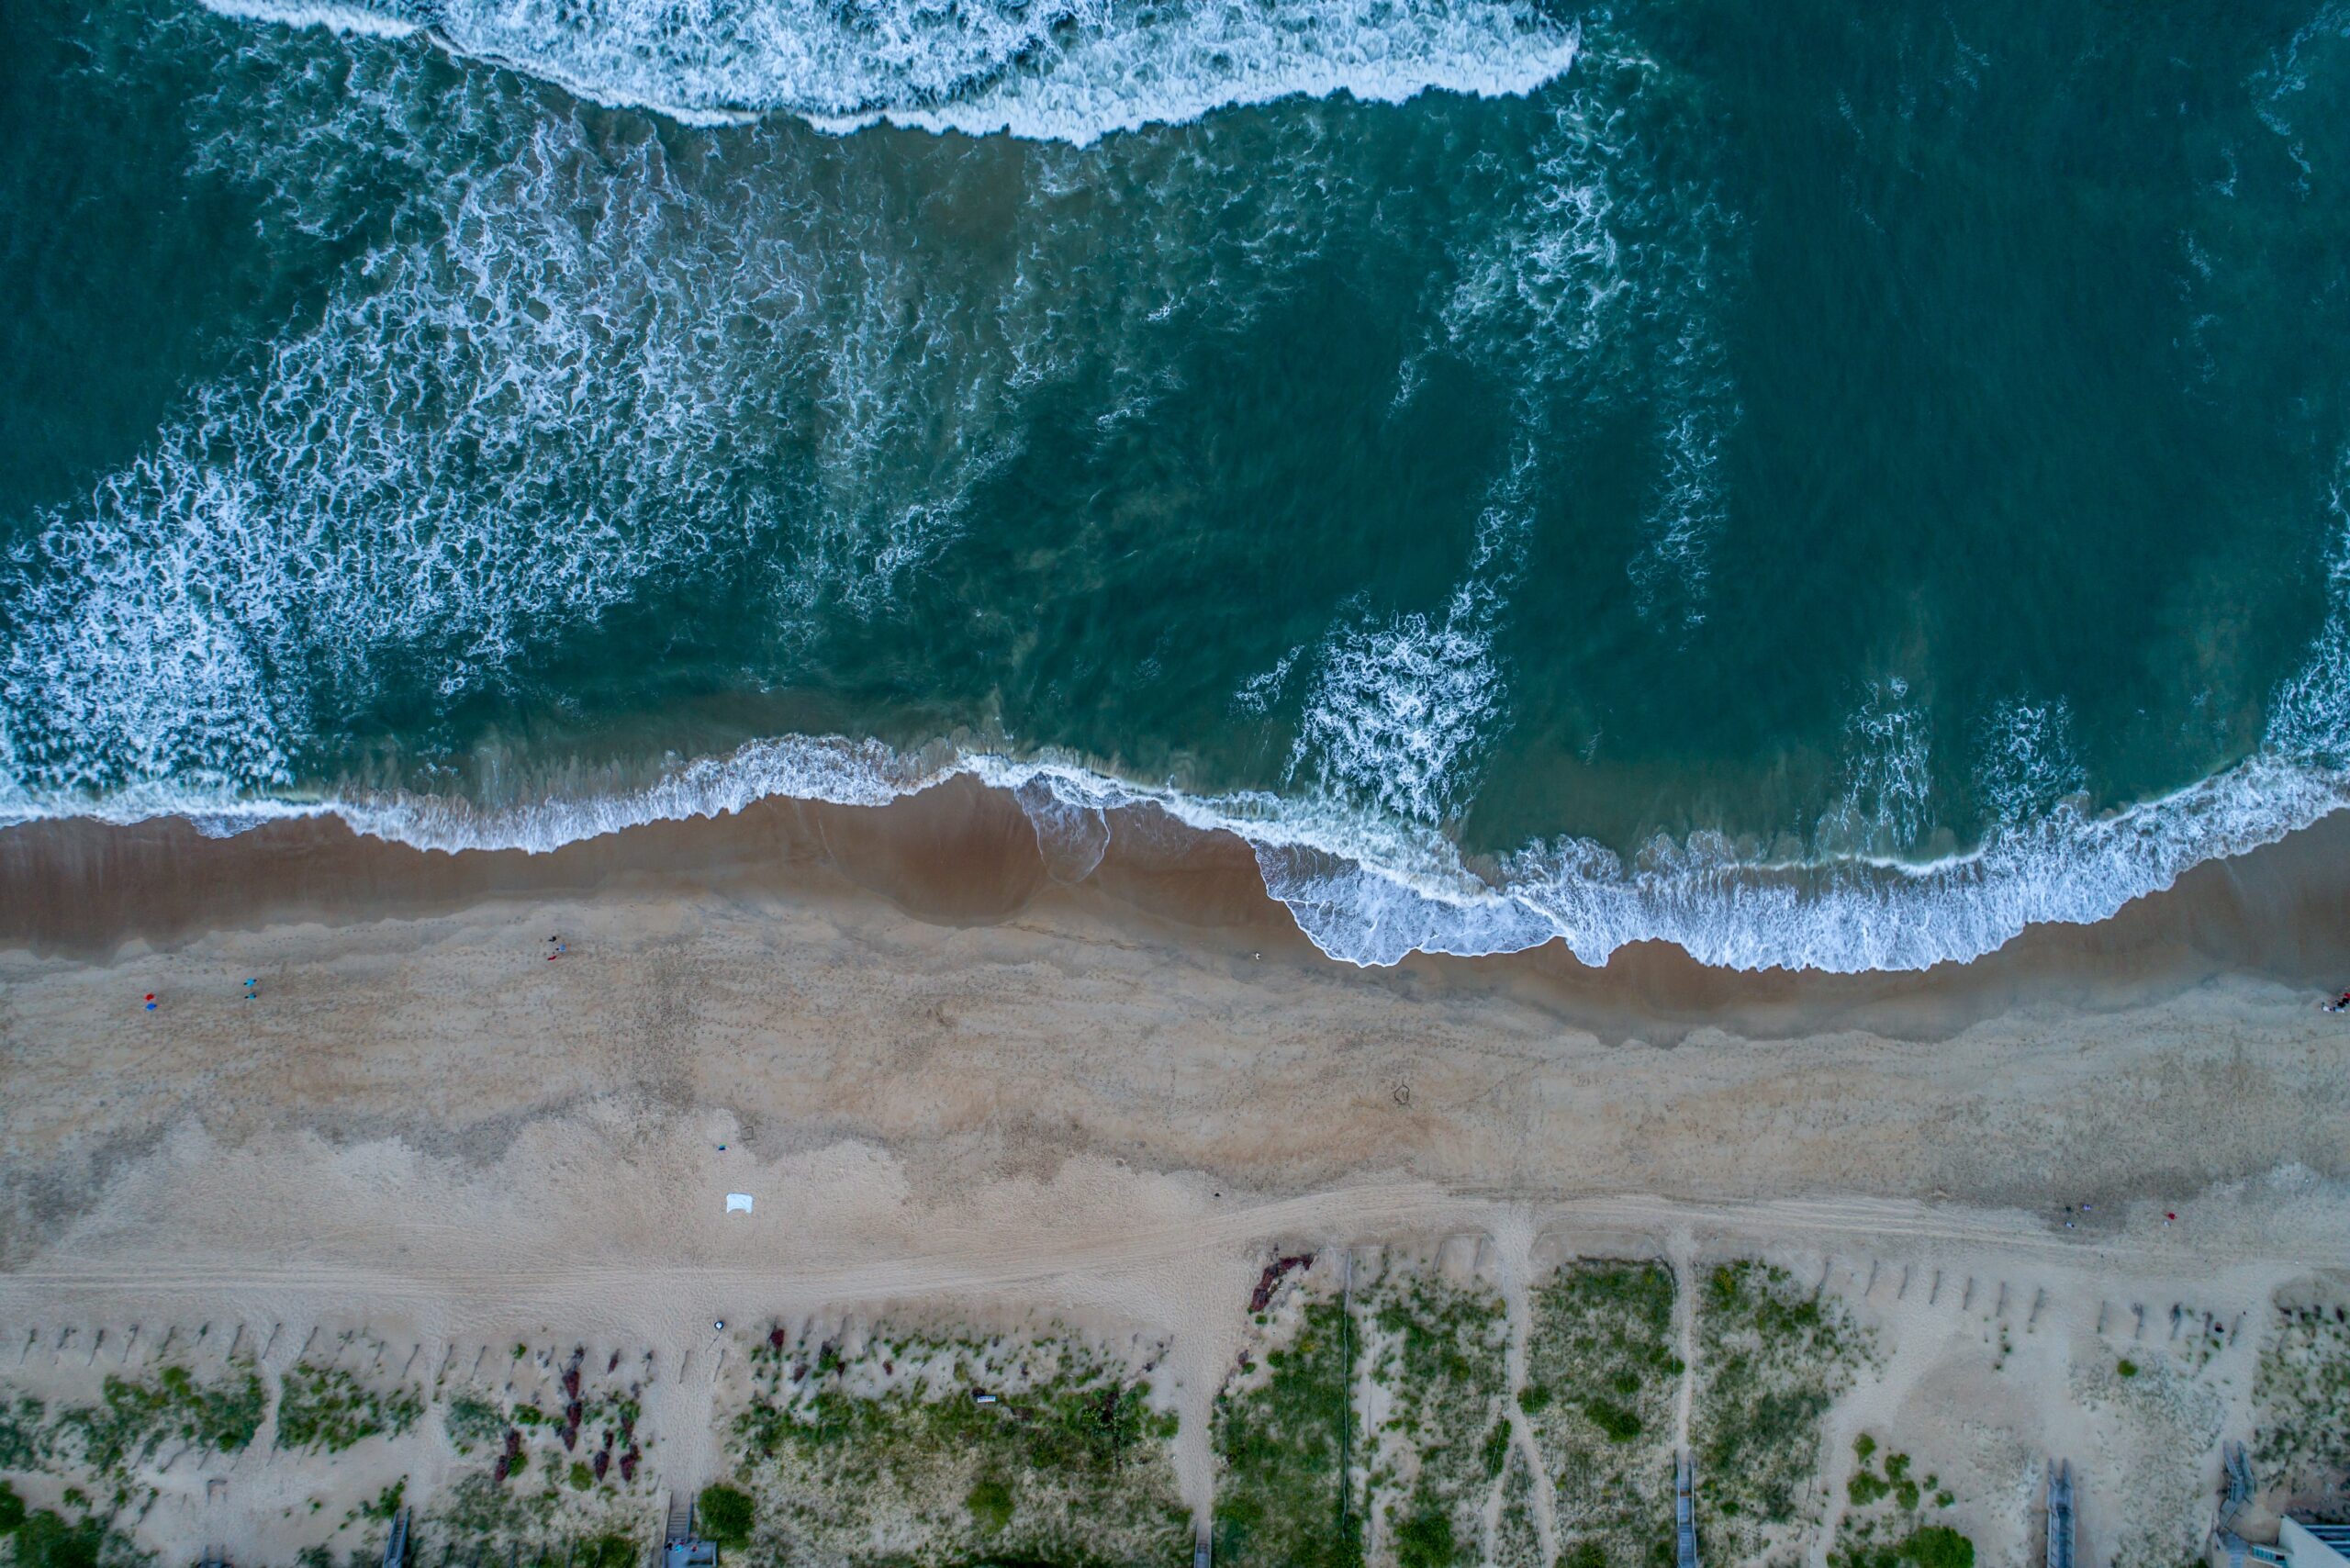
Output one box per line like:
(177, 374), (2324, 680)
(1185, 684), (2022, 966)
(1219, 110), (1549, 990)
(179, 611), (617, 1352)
(4, 0), (2350, 969)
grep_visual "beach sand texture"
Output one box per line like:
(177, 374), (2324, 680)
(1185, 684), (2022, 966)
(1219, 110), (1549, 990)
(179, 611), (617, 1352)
(3, 789), (2349, 1564)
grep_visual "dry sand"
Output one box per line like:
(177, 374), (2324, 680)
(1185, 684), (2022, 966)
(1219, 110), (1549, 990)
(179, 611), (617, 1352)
(4, 790), (2350, 1562)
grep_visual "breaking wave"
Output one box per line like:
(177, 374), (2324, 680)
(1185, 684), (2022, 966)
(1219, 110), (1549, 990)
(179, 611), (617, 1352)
(6, 715), (2350, 974)
(200, 0), (1584, 143)
(10, 455), (2350, 974)
(1286, 447), (1534, 825)
(17, 454), (2350, 971)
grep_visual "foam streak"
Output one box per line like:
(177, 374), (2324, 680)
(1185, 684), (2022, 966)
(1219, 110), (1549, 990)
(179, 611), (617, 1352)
(201, 0), (1583, 144)
(6, 733), (2347, 974)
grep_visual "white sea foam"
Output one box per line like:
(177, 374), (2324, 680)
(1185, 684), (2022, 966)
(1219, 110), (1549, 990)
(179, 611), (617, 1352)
(2266, 460), (2350, 761)
(1289, 609), (1507, 824)
(1438, 59), (1742, 633)
(1286, 444), (1533, 823)
(1230, 646), (1304, 718)
(16, 461), (2350, 976)
(1817, 677), (1936, 857)
(4, 65), (1021, 802)
(1628, 335), (1736, 632)
(1439, 94), (1628, 371)
(200, 0), (427, 41)
(1978, 696), (2087, 825)
(9, 718), (2349, 973)
(201, 0), (1583, 144)
(1, 114), (789, 799)
(12, 465), (2350, 972)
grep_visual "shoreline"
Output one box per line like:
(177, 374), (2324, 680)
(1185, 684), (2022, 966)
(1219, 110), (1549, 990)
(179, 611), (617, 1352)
(6, 763), (2350, 1564)
(5, 775), (2350, 1226)
(10, 772), (2350, 1036)
(13, 720), (2350, 977)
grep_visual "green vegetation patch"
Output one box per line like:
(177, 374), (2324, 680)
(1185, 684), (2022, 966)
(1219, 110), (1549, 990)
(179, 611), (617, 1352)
(275, 1364), (423, 1453)
(1834, 1524), (1975, 1568)
(431, 1473), (562, 1547)
(1522, 1260), (1679, 1568)
(729, 1324), (1187, 1568)
(965, 1476), (1013, 1537)
(444, 1396), (507, 1454)
(425, 1476), (648, 1561)
(423, 1466), (651, 1565)
(1360, 1267), (1509, 1568)
(1215, 1301), (1361, 1568)
(5, 1508), (121, 1568)
(1841, 1435), (1938, 1524)
(2255, 1304), (2350, 1491)
(698, 1484), (755, 1548)
(0, 1397), (47, 1471)
(0, 1484), (140, 1568)
(1694, 1261), (1866, 1562)
(50, 1365), (267, 1473)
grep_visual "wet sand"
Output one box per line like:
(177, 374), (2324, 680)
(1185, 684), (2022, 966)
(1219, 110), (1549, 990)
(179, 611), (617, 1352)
(11, 772), (2350, 1036)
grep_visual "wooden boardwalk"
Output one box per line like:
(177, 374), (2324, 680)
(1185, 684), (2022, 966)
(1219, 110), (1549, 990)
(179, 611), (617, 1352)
(2213, 1440), (2255, 1568)
(2046, 1461), (2075, 1568)
(1678, 1451), (1699, 1568)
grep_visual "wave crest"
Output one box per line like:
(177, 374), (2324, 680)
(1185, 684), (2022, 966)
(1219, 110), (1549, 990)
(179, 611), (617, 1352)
(7, 731), (2347, 974)
(205, 0), (1583, 143)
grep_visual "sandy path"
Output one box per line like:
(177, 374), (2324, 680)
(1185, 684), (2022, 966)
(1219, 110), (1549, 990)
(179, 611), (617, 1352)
(1486, 1211), (1560, 1568)
(1670, 1227), (1697, 1459)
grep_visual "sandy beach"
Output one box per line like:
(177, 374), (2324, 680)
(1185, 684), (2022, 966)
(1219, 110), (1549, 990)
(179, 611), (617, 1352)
(3, 785), (2349, 1565)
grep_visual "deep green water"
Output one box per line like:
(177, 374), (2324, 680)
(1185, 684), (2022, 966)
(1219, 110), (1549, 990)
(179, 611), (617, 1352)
(4, 0), (2350, 968)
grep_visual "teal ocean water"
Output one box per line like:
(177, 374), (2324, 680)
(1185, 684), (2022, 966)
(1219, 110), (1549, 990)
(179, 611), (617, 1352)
(5, 0), (2350, 969)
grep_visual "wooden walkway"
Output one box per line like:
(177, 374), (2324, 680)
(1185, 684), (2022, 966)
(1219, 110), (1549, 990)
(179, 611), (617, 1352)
(2046, 1461), (2075, 1568)
(1677, 1451), (1699, 1568)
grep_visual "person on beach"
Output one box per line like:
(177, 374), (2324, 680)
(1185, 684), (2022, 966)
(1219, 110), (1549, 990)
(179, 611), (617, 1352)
(2326, 990), (2350, 1012)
